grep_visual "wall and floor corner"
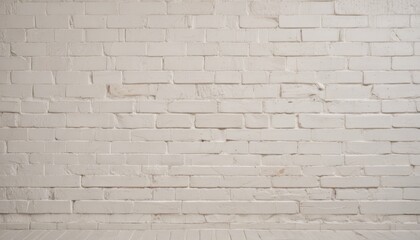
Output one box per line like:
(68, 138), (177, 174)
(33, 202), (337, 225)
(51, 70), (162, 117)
(0, 0), (420, 238)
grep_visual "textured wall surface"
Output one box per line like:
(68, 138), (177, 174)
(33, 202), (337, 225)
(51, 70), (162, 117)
(0, 0), (420, 231)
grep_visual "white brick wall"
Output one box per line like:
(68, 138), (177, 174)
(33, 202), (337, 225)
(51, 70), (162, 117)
(0, 0), (419, 231)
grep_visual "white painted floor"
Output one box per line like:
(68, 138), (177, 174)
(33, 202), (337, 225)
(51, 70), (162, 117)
(1, 230), (420, 240)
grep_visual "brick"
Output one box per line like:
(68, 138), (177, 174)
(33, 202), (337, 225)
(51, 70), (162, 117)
(329, 43), (369, 56)
(167, 29), (205, 42)
(404, 188), (420, 200)
(119, 2), (166, 14)
(36, 16), (68, 29)
(112, 142), (166, 154)
(299, 142), (342, 154)
(16, 3), (46, 15)
(165, 57), (203, 70)
(86, 3), (117, 15)
(349, 57), (391, 70)
(344, 29), (397, 42)
(134, 202), (180, 214)
(215, 2), (247, 15)
(124, 71), (171, 84)
(74, 201), (132, 213)
(168, 101), (217, 113)
(11, 71), (53, 84)
(364, 71), (411, 84)
(249, 142), (297, 154)
(279, 43), (328, 56)
(365, 166), (412, 176)
(219, 101), (262, 113)
(148, 43), (185, 56)
(372, 85), (420, 99)
(46, 2), (83, 14)
(323, 16), (368, 28)
(115, 57), (162, 71)
(299, 114), (344, 129)
(279, 15), (320, 28)
(321, 177), (380, 188)
(82, 176), (149, 188)
(67, 113), (114, 128)
(0, 16), (34, 28)
(327, 101), (381, 113)
(265, 100), (323, 113)
(66, 85), (106, 98)
(0, 176), (80, 187)
(301, 201), (359, 215)
(326, 85), (372, 99)
(271, 114), (296, 128)
(360, 201), (420, 214)
(168, 2), (213, 14)
(371, 43), (413, 56)
(148, 16), (189, 28)
(302, 29), (339, 42)
(393, 114), (420, 128)
(182, 201), (298, 214)
(207, 30), (258, 42)
(346, 141), (391, 154)
(69, 43), (103, 56)
(393, 57), (420, 70)
(126, 29), (165, 42)
(272, 177), (318, 188)
(196, 114), (243, 128)
(156, 114), (192, 128)
(107, 16), (146, 28)
(116, 114), (154, 129)
(86, 29), (119, 42)
(240, 17), (278, 28)
(0, 0), (419, 229)
(0, 57), (30, 70)
(104, 43), (146, 56)
(296, 57), (346, 71)
(20, 114), (65, 127)
(32, 57), (69, 71)
(26, 200), (71, 213)
(194, 16), (224, 29)
(346, 114), (392, 129)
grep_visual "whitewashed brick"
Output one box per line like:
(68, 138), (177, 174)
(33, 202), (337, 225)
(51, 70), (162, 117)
(195, 114), (243, 128)
(240, 17), (278, 28)
(346, 114), (392, 129)
(278, 15), (320, 28)
(74, 201), (132, 214)
(360, 201), (420, 214)
(168, 2), (213, 14)
(86, 3), (117, 15)
(107, 16), (146, 29)
(182, 201), (298, 214)
(302, 29), (340, 42)
(156, 114), (192, 128)
(104, 43), (146, 56)
(0, 0), (418, 230)
(364, 71), (411, 84)
(274, 43), (328, 56)
(321, 177), (380, 188)
(11, 71), (53, 84)
(299, 114), (344, 129)
(165, 57), (203, 71)
(301, 201), (358, 215)
(323, 16), (368, 28)
(148, 16), (189, 29)
(126, 29), (165, 42)
(296, 57), (346, 71)
(56, 71), (89, 85)
(26, 200), (71, 213)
